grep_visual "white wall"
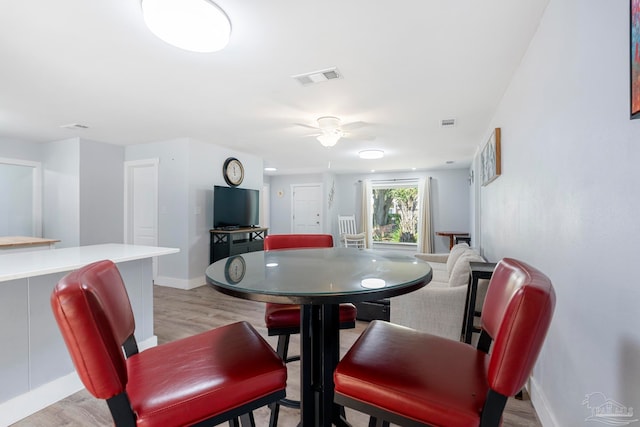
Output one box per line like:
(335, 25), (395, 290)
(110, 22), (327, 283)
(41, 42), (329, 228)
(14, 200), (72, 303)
(126, 138), (263, 288)
(41, 138), (125, 248)
(43, 139), (80, 247)
(0, 163), (34, 236)
(1, 138), (125, 247)
(474, 1), (640, 425)
(268, 173), (326, 234)
(79, 140), (124, 245)
(268, 169), (469, 252)
(335, 169), (470, 253)
(0, 138), (43, 161)
(126, 138), (190, 285)
(188, 139), (263, 283)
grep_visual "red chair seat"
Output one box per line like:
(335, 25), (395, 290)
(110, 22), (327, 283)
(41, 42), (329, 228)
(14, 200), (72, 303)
(127, 322), (286, 427)
(51, 260), (287, 427)
(335, 321), (490, 427)
(333, 258), (556, 427)
(265, 302), (357, 330)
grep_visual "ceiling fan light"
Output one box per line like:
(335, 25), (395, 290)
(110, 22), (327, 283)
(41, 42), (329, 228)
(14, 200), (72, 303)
(359, 150), (384, 159)
(141, 0), (231, 53)
(317, 133), (340, 147)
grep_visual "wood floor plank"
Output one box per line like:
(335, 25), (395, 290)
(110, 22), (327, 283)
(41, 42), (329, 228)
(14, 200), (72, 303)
(12, 284), (542, 426)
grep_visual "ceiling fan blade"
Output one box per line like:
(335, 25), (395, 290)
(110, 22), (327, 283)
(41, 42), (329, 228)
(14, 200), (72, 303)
(294, 122), (321, 130)
(341, 121), (368, 131)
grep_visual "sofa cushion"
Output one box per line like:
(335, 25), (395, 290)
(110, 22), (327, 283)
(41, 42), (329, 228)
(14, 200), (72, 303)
(448, 251), (484, 288)
(446, 243), (471, 275)
(430, 268), (450, 284)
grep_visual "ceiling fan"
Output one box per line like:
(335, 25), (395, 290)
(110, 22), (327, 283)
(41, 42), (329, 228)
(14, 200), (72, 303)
(296, 116), (373, 147)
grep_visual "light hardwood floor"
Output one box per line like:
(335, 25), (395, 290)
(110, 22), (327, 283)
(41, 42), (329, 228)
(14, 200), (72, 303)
(13, 284), (542, 427)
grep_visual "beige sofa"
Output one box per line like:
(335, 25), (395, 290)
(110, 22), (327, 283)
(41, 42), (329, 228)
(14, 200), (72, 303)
(390, 243), (489, 340)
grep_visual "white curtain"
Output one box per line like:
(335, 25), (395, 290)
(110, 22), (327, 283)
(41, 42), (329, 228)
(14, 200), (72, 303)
(360, 179), (373, 248)
(417, 177), (433, 253)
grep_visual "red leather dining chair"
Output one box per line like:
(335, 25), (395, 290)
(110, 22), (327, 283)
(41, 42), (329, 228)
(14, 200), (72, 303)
(51, 259), (287, 427)
(334, 258), (556, 427)
(263, 234), (357, 427)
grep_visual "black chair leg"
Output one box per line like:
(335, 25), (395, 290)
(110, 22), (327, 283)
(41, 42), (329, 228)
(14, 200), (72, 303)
(240, 412), (255, 427)
(368, 417), (389, 427)
(270, 333), (300, 427)
(276, 333), (289, 359)
(268, 401), (280, 427)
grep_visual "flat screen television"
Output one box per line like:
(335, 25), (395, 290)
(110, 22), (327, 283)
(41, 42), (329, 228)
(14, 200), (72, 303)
(213, 185), (260, 229)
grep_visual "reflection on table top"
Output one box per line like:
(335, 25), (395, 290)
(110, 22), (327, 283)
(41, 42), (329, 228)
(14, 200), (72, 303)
(205, 247), (432, 305)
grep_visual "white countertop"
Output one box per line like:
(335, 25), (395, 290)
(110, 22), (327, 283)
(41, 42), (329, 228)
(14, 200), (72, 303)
(0, 243), (179, 282)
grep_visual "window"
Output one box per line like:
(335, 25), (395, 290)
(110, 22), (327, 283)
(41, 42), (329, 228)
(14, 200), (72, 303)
(371, 181), (419, 244)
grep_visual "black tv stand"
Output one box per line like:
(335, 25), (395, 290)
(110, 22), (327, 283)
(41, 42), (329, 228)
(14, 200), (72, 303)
(210, 227), (268, 263)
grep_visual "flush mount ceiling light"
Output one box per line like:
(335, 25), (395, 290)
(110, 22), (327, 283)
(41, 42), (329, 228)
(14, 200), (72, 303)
(359, 150), (384, 159)
(141, 0), (231, 53)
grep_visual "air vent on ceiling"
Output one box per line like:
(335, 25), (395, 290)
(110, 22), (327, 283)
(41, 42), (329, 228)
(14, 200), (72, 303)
(440, 118), (457, 128)
(292, 67), (342, 86)
(60, 123), (89, 130)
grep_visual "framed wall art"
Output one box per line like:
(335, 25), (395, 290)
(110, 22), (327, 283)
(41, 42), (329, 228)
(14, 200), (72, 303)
(481, 128), (501, 186)
(632, 0), (640, 119)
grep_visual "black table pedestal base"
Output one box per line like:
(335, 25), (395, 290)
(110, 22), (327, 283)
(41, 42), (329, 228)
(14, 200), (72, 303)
(300, 304), (351, 427)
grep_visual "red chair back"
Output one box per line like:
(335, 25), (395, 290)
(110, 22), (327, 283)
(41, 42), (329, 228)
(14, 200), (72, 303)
(481, 258), (556, 397)
(264, 234), (333, 250)
(51, 260), (134, 399)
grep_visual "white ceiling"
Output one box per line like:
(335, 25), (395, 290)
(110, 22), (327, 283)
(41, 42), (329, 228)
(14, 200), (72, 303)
(0, 0), (549, 175)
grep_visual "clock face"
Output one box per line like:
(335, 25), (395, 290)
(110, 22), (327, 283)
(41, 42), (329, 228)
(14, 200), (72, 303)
(225, 256), (246, 283)
(223, 157), (244, 186)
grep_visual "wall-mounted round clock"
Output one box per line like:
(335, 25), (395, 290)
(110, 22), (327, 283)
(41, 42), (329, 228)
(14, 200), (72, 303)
(224, 255), (246, 283)
(223, 157), (244, 187)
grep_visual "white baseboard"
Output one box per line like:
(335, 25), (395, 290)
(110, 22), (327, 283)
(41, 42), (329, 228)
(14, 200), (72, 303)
(154, 275), (206, 290)
(530, 376), (559, 427)
(0, 372), (83, 427)
(0, 336), (157, 427)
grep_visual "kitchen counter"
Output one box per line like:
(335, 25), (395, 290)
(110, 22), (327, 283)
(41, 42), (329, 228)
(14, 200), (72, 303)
(0, 236), (59, 253)
(0, 243), (178, 282)
(0, 243), (179, 426)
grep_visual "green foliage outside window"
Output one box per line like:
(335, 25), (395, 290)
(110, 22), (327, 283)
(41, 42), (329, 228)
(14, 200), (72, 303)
(372, 187), (419, 243)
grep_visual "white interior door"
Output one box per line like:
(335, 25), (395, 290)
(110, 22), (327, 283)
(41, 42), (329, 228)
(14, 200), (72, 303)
(125, 159), (159, 274)
(291, 184), (323, 233)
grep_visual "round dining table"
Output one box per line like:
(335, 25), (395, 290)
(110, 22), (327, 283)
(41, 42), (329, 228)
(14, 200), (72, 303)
(205, 247), (432, 427)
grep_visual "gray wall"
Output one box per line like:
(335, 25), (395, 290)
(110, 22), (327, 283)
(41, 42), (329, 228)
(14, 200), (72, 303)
(43, 139), (80, 247)
(126, 138), (263, 287)
(0, 163), (34, 236)
(0, 138), (45, 237)
(79, 140), (124, 245)
(473, 1), (640, 425)
(0, 136), (264, 288)
(1, 137), (124, 248)
(268, 173), (326, 235)
(268, 169), (469, 253)
(0, 138), (43, 161)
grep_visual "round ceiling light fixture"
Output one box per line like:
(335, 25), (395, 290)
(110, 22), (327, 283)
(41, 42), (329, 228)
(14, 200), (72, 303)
(141, 0), (231, 53)
(317, 132), (341, 147)
(358, 149), (384, 160)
